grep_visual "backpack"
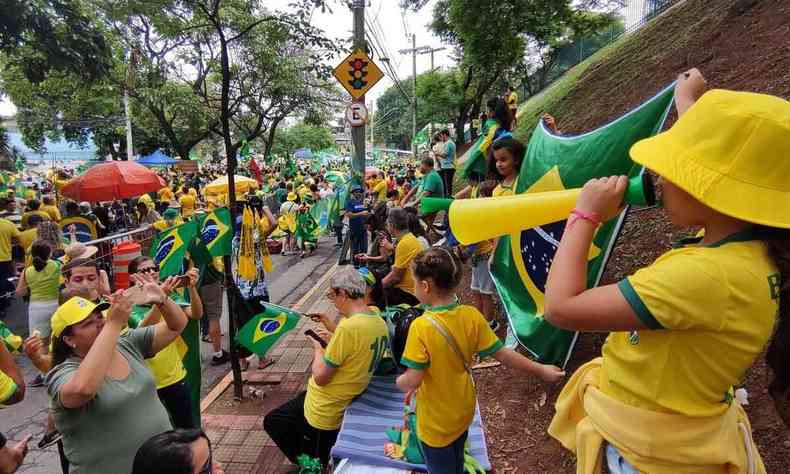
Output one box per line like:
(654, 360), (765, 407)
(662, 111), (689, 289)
(384, 305), (425, 366)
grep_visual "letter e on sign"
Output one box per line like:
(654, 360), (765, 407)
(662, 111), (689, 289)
(345, 102), (368, 128)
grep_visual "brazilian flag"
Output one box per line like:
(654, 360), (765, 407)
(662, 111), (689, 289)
(200, 208), (232, 257)
(151, 220), (198, 278)
(236, 304), (300, 357)
(490, 84), (676, 366)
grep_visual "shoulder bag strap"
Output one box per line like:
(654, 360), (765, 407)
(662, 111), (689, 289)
(425, 315), (471, 376)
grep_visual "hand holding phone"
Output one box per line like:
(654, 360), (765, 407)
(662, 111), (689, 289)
(304, 329), (327, 348)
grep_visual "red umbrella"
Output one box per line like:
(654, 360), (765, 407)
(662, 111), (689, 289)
(61, 161), (168, 202)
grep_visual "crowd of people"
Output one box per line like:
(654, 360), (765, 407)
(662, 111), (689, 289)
(1, 67), (789, 474)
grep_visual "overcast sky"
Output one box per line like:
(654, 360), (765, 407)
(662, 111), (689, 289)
(0, 0), (451, 118)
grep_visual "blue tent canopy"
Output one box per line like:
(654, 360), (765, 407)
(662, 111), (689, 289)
(137, 149), (177, 167)
(294, 148), (313, 159)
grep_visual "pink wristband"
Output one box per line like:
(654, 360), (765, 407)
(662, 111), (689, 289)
(567, 209), (602, 229)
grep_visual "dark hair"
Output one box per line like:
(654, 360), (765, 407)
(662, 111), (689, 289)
(412, 248), (463, 291)
(128, 255), (154, 275)
(758, 227), (790, 405)
(51, 327), (75, 367)
(404, 207), (426, 238)
(478, 179), (498, 198)
(62, 258), (97, 279)
(489, 138), (526, 180)
(132, 429), (211, 474)
(386, 189), (399, 199)
(441, 128), (450, 137)
(43, 196), (55, 205)
(486, 97), (513, 131)
(31, 239), (52, 272)
(28, 199), (41, 211)
(65, 201), (79, 215)
(387, 207), (410, 232)
(27, 214), (44, 229)
(420, 157), (435, 169)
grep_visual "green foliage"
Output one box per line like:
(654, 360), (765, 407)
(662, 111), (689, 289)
(0, 0), (111, 83)
(374, 69), (459, 149)
(269, 122), (335, 158)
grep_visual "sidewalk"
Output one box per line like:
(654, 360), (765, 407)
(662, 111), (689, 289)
(201, 265), (340, 474)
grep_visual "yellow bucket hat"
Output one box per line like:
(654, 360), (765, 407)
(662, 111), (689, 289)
(630, 89), (790, 229)
(51, 297), (110, 341)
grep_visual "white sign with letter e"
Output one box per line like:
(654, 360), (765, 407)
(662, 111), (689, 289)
(345, 102), (368, 127)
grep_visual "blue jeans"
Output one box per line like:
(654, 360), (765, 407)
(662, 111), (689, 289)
(606, 444), (639, 474)
(421, 431), (467, 474)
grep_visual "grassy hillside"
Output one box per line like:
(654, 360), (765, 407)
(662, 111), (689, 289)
(473, 0), (790, 472)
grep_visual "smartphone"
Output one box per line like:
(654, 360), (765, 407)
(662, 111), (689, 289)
(175, 275), (190, 288)
(304, 329), (327, 348)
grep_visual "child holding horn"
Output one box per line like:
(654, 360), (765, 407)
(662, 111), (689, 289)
(545, 69), (790, 473)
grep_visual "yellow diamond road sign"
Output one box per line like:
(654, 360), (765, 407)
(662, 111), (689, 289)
(333, 49), (384, 100)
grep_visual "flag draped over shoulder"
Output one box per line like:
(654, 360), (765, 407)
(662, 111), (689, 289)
(151, 220), (198, 278)
(199, 207), (232, 257)
(491, 84), (675, 366)
(236, 303), (300, 357)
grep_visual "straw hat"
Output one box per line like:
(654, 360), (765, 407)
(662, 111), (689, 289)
(61, 242), (98, 262)
(630, 89), (790, 229)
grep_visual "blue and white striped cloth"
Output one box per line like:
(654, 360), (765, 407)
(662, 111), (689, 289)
(331, 376), (492, 472)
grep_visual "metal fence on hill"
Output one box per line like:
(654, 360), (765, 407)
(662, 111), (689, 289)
(525, 0), (684, 99)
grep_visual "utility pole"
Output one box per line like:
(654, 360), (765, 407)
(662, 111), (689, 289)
(351, 0), (366, 187)
(412, 34), (417, 159)
(400, 39), (445, 157)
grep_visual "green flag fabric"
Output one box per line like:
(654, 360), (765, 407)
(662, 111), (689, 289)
(151, 220), (198, 278)
(0, 320), (21, 354)
(236, 303), (300, 357)
(491, 84), (675, 366)
(200, 207), (233, 257)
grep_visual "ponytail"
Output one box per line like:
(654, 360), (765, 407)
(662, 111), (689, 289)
(756, 226), (790, 426)
(30, 239), (52, 272)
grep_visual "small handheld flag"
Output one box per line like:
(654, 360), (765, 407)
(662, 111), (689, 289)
(236, 304), (300, 357)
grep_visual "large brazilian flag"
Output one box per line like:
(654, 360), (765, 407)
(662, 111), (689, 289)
(491, 84), (676, 366)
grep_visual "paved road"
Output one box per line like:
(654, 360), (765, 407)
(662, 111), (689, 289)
(0, 237), (339, 474)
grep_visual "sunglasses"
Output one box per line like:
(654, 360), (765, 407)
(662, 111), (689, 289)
(135, 265), (159, 274)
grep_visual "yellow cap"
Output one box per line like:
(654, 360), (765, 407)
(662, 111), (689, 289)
(287, 192), (297, 202)
(51, 297), (110, 341)
(630, 89), (790, 228)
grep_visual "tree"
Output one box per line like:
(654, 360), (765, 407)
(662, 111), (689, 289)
(269, 122), (335, 159)
(374, 70), (459, 149)
(0, 0), (111, 83)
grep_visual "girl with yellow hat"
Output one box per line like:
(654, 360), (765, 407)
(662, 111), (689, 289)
(544, 69), (790, 474)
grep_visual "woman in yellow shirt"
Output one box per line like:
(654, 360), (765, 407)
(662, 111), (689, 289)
(544, 70), (789, 473)
(397, 248), (563, 473)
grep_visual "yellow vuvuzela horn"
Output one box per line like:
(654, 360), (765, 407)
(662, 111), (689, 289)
(441, 174), (655, 245)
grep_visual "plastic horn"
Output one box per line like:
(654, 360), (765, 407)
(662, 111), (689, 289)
(420, 197), (453, 215)
(450, 174), (654, 245)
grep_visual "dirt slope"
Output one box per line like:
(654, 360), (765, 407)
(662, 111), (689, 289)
(470, 0), (790, 472)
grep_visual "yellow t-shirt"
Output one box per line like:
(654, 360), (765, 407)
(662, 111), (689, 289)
(158, 187), (175, 203)
(304, 312), (389, 430)
(402, 302), (502, 447)
(492, 178), (517, 197)
(0, 369), (18, 405)
(0, 218), (21, 262)
(603, 231), (779, 417)
(20, 210), (50, 229)
(41, 204), (62, 222)
(146, 340), (187, 389)
(179, 194), (196, 218)
(18, 228), (37, 252)
(393, 232), (423, 295)
(372, 180), (388, 203)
